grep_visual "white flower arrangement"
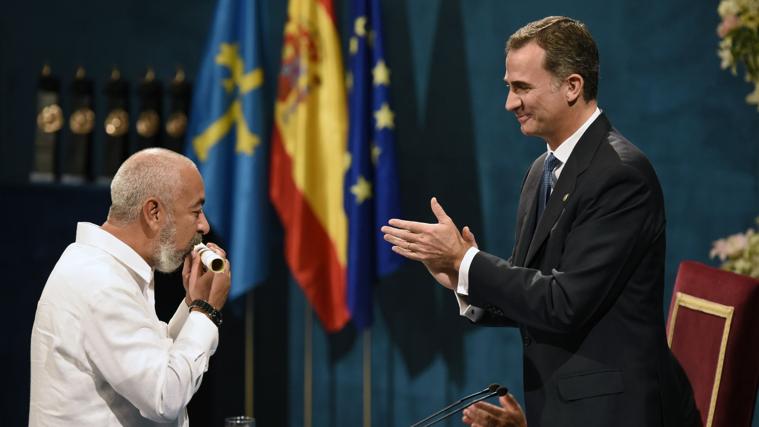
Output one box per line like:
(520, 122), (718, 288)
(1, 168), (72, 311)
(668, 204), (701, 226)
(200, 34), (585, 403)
(717, 0), (759, 109)
(710, 217), (759, 278)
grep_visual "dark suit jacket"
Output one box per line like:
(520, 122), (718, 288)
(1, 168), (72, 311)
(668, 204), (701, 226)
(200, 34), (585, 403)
(467, 114), (698, 427)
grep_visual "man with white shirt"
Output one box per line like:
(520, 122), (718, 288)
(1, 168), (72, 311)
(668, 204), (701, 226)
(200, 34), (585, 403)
(30, 148), (231, 426)
(382, 16), (698, 427)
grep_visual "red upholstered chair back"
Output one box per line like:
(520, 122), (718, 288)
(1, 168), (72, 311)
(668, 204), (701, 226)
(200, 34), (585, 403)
(666, 261), (759, 427)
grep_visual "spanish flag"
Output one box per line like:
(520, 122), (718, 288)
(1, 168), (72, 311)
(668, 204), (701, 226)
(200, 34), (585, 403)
(270, 0), (349, 332)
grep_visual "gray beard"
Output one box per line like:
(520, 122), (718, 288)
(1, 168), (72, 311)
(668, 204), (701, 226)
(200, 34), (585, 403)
(155, 223), (202, 273)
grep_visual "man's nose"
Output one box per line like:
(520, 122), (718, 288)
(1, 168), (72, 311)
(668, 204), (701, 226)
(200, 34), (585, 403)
(505, 90), (521, 111)
(198, 212), (211, 235)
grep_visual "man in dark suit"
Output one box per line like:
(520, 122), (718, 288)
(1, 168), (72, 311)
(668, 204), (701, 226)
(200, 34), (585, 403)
(382, 16), (698, 427)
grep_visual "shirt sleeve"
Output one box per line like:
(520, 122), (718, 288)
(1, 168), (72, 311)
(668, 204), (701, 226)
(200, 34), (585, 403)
(455, 247), (485, 321)
(167, 299), (190, 340)
(82, 285), (219, 423)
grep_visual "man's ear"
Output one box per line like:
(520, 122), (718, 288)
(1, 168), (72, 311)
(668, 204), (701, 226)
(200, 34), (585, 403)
(142, 198), (162, 232)
(565, 74), (584, 104)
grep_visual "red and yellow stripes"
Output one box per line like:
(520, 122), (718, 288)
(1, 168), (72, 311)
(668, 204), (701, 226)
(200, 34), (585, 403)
(270, 0), (349, 332)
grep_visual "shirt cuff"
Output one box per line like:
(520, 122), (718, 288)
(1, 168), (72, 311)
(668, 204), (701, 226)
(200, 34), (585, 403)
(456, 247), (480, 295)
(455, 247), (484, 321)
(184, 311), (220, 356)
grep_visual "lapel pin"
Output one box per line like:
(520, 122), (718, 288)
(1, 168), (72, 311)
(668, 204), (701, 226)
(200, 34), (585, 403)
(562, 193), (569, 203)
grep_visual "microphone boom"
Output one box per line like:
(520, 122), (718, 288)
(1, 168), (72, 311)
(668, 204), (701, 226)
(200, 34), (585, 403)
(409, 384), (507, 427)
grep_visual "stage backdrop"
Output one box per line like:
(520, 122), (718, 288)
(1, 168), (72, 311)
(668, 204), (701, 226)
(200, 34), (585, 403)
(1, 0), (757, 426)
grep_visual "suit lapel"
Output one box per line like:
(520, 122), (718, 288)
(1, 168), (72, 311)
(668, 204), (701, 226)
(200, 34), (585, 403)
(523, 114), (612, 266)
(514, 155), (544, 266)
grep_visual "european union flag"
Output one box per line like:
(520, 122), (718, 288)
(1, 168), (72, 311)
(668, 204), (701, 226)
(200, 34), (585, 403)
(345, 0), (403, 330)
(186, 0), (269, 299)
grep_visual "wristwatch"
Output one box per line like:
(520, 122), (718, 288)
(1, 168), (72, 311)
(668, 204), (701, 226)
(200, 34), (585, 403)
(189, 299), (223, 327)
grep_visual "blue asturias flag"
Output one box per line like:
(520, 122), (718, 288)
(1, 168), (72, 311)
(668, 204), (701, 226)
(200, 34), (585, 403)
(345, 0), (403, 330)
(186, 0), (269, 299)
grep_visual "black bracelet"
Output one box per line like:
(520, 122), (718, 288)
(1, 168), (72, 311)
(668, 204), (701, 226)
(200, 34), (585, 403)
(189, 299), (223, 327)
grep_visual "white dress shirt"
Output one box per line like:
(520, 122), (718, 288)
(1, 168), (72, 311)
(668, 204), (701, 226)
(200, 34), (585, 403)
(30, 222), (218, 426)
(455, 108), (602, 320)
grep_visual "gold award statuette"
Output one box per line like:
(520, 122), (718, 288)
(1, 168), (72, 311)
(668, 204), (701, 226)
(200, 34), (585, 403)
(137, 110), (160, 137)
(166, 67), (189, 139)
(37, 104), (63, 133)
(165, 111), (188, 138)
(70, 108), (95, 135)
(105, 109), (129, 137)
(194, 243), (225, 273)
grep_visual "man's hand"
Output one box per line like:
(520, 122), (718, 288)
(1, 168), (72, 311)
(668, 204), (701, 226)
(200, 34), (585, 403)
(422, 225), (479, 289)
(185, 243), (231, 310)
(462, 225), (479, 250)
(462, 394), (527, 427)
(381, 197), (473, 290)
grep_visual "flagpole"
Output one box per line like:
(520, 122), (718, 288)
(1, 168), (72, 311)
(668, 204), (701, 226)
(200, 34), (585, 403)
(304, 305), (313, 427)
(245, 291), (254, 418)
(363, 328), (372, 427)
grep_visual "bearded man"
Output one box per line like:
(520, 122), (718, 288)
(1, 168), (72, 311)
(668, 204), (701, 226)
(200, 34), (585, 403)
(30, 148), (231, 426)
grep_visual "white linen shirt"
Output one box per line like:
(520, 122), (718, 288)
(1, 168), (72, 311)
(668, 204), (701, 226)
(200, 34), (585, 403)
(455, 108), (602, 320)
(30, 222), (218, 426)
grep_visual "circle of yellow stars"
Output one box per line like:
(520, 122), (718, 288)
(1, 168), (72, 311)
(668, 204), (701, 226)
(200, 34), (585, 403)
(347, 15), (396, 205)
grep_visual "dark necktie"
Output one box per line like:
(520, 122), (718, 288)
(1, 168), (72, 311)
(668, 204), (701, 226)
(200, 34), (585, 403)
(537, 153), (561, 219)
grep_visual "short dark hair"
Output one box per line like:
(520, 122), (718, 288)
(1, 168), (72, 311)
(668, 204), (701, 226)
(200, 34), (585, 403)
(506, 16), (599, 101)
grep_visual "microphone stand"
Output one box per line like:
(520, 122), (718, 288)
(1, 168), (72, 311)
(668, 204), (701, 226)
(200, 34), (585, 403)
(422, 386), (508, 427)
(409, 384), (503, 427)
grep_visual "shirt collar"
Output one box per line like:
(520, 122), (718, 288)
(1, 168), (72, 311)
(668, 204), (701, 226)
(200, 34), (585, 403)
(75, 222), (154, 286)
(548, 107), (602, 164)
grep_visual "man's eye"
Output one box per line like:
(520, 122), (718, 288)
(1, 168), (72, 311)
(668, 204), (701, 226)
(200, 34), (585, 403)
(513, 86), (530, 95)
